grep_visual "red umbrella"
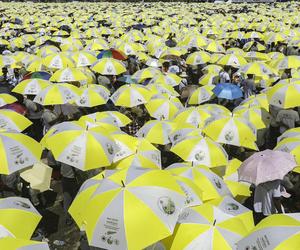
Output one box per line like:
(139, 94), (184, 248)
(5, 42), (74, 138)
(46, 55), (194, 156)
(97, 49), (128, 60)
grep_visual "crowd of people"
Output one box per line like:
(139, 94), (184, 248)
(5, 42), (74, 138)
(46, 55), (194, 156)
(0, 1), (300, 250)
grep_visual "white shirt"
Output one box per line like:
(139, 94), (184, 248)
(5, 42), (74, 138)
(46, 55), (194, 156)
(276, 109), (300, 134)
(219, 71), (230, 83)
(254, 180), (282, 216)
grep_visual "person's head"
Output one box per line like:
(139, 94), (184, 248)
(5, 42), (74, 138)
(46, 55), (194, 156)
(162, 61), (170, 72)
(247, 74), (254, 79)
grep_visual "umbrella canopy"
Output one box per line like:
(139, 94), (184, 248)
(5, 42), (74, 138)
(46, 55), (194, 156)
(145, 95), (183, 120)
(266, 82), (300, 109)
(213, 83), (243, 100)
(136, 120), (176, 145)
(0, 131), (42, 175)
(166, 163), (232, 201)
(170, 136), (228, 167)
(97, 49), (127, 60)
(203, 115), (257, 150)
(239, 62), (277, 77)
(72, 51), (97, 67)
(33, 83), (80, 105)
(110, 84), (151, 107)
(76, 85), (110, 107)
(45, 127), (117, 170)
(163, 204), (248, 250)
(217, 54), (247, 67)
(173, 107), (211, 128)
(0, 237), (49, 250)
(236, 214), (300, 250)
(238, 149), (297, 185)
(207, 196), (254, 232)
(80, 111), (131, 127)
(0, 109), (32, 132)
(22, 71), (51, 81)
(91, 58), (126, 75)
(186, 51), (211, 65)
(43, 53), (75, 69)
(112, 136), (161, 169)
(275, 137), (300, 164)
(0, 197), (41, 239)
(79, 167), (186, 250)
(50, 67), (88, 82)
(188, 85), (214, 105)
(12, 78), (51, 95)
(0, 94), (17, 107)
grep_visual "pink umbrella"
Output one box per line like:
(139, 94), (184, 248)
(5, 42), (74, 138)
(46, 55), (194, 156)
(238, 149), (297, 186)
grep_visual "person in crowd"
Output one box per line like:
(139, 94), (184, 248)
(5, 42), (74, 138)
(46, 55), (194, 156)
(253, 179), (285, 225)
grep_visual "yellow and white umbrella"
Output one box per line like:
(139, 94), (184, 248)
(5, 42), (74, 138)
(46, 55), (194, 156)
(50, 67), (88, 82)
(206, 41), (225, 53)
(163, 204), (248, 250)
(277, 127), (300, 142)
(179, 35), (207, 48)
(91, 58), (126, 75)
(169, 125), (202, 145)
(236, 214), (300, 250)
(273, 55), (300, 70)
(84, 38), (109, 51)
(136, 120), (176, 145)
(233, 106), (268, 129)
(170, 136), (228, 167)
(25, 58), (46, 72)
(76, 86), (110, 107)
(147, 84), (179, 97)
(132, 67), (162, 83)
(12, 79), (51, 96)
(203, 115), (257, 150)
(0, 94), (17, 107)
(33, 83), (80, 105)
(45, 128), (117, 170)
(186, 51), (211, 65)
(239, 93), (269, 111)
(188, 85), (214, 105)
(43, 53), (75, 69)
(36, 45), (60, 57)
(112, 135), (161, 168)
(0, 109), (32, 132)
(206, 196), (254, 232)
(81, 167), (186, 250)
(0, 130), (42, 175)
(245, 51), (270, 61)
(266, 82), (300, 109)
(71, 51), (97, 67)
(239, 62), (277, 77)
(110, 84), (152, 107)
(166, 163), (232, 201)
(217, 54), (247, 67)
(198, 73), (219, 86)
(0, 237), (49, 250)
(243, 41), (266, 52)
(173, 107), (211, 128)
(275, 137), (300, 164)
(145, 95), (183, 120)
(80, 111), (131, 127)
(0, 197), (41, 239)
(149, 73), (182, 87)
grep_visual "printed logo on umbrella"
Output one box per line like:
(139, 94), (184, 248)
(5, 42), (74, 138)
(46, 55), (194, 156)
(14, 200), (31, 209)
(158, 197), (176, 215)
(195, 150), (205, 161)
(224, 131), (234, 142)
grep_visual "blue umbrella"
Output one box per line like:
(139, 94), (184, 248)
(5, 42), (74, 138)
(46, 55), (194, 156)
(213, 83), (243, 100)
